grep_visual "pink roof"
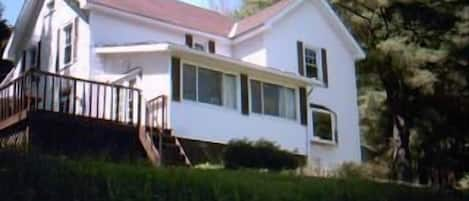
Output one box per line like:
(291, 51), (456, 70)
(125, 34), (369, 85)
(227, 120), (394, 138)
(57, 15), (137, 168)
(89, 0), (235, 36)
(89, 0), (294, 38)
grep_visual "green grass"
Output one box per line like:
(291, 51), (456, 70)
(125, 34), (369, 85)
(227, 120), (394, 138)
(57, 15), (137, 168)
(0, 152), (467, 201)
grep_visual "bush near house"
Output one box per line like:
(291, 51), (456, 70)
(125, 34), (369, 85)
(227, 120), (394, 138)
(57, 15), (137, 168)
(0, 151), (468, 201)
(223, 139), (305, 171)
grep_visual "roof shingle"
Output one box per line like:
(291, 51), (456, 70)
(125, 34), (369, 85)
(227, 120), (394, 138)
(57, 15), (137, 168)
(89, 0), (235, 36)
(88, 0), (294, 38)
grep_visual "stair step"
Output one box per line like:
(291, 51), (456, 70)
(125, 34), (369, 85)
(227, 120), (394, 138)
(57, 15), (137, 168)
(152, 135), (176, 144)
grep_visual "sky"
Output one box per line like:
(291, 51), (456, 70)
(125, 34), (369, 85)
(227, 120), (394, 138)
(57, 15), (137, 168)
(1, 0), (24, 25)
(0, 0), (240, 25)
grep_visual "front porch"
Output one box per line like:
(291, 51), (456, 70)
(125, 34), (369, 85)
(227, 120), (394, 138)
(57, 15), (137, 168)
(0, 70), (190, 166)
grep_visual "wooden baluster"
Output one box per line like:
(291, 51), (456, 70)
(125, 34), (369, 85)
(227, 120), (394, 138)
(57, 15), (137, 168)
(137, 91), (141, 127)
(82, 81), (86, 116)
(116, 88), (120, 122)
(43, 76), (47, 110)
(89, 83), (92, 117)
(110, 88), (114, 121)
(51, 76), (56, 111)
(73, 80), (77, 115)
(103, 86), (107, 119)
(96, 85), (100, 118)
(58, 77), (62, 113)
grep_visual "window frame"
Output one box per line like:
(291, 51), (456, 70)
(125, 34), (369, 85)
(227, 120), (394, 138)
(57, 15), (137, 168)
(303, 44), (323, 83)
(248, 78), (299, 121)
(61, 21), (75, 69)
(180, 61), (239, 110)
(311, 107), (337, 144)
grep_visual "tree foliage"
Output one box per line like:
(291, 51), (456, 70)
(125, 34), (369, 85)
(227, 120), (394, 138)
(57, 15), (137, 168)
(232, 0), (282, 19)
(0, 2), (13, 80)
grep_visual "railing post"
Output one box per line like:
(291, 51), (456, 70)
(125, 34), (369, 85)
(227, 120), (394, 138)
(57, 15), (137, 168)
(116, 88), (120, 122)
(137, 92), (142, 127)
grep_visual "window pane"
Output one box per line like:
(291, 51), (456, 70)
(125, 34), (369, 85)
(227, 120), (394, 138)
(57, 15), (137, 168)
(183, 64), (197, 101)
(313, 111), (333, 140)
(250, 80), (262, 114)
(198, 68), (222, 105)
(64, 25), (72, 44)
(263, 83), (280, 117)
(306, 65), (318, 78)
(223, 74), (237, 109)
(279, 87), (296, 120)
(64, 46), (72, 64)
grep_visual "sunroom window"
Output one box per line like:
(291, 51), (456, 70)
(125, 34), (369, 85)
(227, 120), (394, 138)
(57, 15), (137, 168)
(182, 63), (237, 109)
(250, 80), (296, 120)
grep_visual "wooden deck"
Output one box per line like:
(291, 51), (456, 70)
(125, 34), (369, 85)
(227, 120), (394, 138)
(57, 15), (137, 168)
(0, 70), (190, 166)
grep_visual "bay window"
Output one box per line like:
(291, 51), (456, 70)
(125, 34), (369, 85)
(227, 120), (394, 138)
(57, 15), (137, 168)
(182, 63), (237, 109)
(250, 80), (297, 120)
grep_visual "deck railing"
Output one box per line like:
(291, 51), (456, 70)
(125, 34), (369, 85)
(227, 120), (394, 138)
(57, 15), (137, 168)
(0, 70), (142, 126)
(146, 95), (168, 131)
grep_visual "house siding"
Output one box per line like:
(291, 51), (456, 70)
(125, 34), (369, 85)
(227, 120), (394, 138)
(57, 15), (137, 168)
(262, 1), (362, 168)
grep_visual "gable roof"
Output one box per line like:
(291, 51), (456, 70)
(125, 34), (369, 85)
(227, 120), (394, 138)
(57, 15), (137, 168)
(87, 0), (365, 59)
(88, 0), (235, 37)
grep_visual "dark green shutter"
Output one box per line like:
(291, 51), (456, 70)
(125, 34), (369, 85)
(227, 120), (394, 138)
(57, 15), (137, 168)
(297, 41), (304, 76)
(321, 48), (328, 87)
(185, 34), (193, 48)
(171, 57), (181, 101)
(299, 87), (307, 125)
(21, 50), (26, 73)
(37, 41), (41, 69)
(241, 74), (249, 115)
(208, 40), (215, 54)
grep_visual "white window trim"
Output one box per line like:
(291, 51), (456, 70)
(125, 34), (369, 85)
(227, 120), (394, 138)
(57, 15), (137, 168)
(60, 21), (75, 69)
(311, 107), (337, 144)
(248, 77), (299, 122)
(303, 44), (324, 85)
(180, 60), (238, 110)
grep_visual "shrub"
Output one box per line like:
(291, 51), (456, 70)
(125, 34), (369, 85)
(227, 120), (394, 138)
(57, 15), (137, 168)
(336, 161), (390, 180)
(223, 139), (305, 171)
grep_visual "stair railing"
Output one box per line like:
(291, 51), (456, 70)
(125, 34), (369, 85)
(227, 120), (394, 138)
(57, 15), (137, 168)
(146, 95), (168, 161)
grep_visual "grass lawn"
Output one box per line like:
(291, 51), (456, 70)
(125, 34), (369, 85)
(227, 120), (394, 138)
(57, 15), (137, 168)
(0, 152), (467, 201)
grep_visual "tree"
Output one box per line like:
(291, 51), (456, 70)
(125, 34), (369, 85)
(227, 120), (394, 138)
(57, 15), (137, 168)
(332, 0), (469, 185)
(232, 0), (282, 19)
(0, 2), (13, 80)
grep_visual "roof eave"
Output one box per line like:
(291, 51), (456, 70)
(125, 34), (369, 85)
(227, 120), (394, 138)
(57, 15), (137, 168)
(95, 43), (313, 86)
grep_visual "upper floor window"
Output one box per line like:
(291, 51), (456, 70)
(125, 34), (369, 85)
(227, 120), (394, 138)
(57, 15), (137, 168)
(250, 80), (297, 120)
(182, 63), (237, 109)
(311, 107), (336, 142)
(63, 24), (73, 66)
(304, 46), (322, 80)
(194, 43), (205, 51)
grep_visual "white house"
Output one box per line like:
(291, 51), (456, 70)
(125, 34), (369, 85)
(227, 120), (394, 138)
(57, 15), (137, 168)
(1, 0), (365, 169)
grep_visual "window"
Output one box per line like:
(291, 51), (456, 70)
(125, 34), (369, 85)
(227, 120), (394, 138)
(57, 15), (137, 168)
(250, 80), (297, 120)
(194, 43), (205, 51)
(63, 24), (73, 66)
(29, 48), (37, 68)
(183, 64), (197, 101)
(182, 63), (237, 109)
(304, 46), (322, 80)
(312, 108), (336, 142)
(198, 68), (222, 105)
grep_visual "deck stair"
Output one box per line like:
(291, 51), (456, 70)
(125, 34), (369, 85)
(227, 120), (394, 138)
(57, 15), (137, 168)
(143, 95), (191, 166)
